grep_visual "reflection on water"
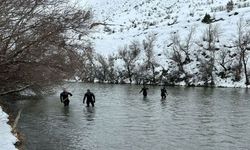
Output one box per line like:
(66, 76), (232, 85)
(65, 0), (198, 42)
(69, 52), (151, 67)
(160, 98), (167, 108)
(83, 107), (95, 121)
(62, 107), (70, 116)
(17, 83), (250, 150)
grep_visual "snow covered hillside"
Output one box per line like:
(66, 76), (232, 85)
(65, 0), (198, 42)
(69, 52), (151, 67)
(84, 0), (250, 87)
(88, 0), (250, 53)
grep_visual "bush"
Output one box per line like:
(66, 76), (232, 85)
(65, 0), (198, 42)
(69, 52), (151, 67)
(226, 0), (234, 12)
(202, 13), (212, 24)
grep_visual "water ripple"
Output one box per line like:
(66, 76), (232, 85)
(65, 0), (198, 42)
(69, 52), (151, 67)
(17, 84), (250, 150)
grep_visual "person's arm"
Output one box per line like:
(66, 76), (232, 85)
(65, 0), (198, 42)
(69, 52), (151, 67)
(60, 93), (63, 102)
(83, 94), (86, 103)
(92, 94), (95, 103)
(68, 92), (73, 96)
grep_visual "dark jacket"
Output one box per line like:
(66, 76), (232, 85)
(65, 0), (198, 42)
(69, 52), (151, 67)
(83, 92), (95, 103)
(60, 91), (72, 102)
(140, 87), (148, 96)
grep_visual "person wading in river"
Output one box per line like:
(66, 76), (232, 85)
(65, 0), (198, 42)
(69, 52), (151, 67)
(139, 85), (149, 97)
(161, 86), (167, 99)
(83, 89), (95, 107)
(60, 88), (73, 106)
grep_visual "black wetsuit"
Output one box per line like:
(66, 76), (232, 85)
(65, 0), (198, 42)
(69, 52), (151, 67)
(83, 92), (95, 107)
(140, 87), (148, 97)
(161, 88), (167, 99)
(60, 91), (73, 106)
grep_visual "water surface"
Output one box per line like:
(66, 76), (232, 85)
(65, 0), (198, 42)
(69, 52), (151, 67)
(17, 83), (250, 150)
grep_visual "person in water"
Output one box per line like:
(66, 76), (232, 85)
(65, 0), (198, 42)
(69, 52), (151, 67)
(161, 86), (167, 99)
(139, 86), (148, 97)
(60, 88), (73, 106)
(83, 89), (95, 107)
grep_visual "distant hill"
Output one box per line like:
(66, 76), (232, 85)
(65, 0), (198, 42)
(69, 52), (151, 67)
(84, 0), (250, 87)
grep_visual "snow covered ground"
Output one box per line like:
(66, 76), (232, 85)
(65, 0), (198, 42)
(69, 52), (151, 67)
(81, 0), (250, 87)
(87, 0), (250, 55)
(0, 107), (18, 150)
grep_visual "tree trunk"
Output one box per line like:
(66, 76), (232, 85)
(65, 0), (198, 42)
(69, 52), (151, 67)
(127, 66), (132, 84)
(151, 63), (156, 84)
(242, 51), (249, 85)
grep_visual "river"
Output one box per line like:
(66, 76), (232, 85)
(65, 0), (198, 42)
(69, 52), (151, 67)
(14, 83), (250, 150)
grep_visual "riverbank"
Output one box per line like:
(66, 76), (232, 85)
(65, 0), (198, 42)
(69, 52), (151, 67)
(0, 106), (18, 149)
(65, 79), (250, 89)
(0, 100), (24, 150)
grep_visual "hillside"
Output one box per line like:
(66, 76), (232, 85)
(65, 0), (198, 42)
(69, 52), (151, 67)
(83, 0), (250, 87)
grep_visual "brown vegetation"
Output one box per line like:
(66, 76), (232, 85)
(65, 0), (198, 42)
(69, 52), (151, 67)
(0, 0), (92, 95)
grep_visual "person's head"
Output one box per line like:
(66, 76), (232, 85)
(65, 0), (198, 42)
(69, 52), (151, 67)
(87, 89), (90, 92)
(63, 88), (67, 92)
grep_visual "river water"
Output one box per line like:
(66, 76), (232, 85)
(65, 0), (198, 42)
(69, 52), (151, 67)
(15, 83), (250, 150)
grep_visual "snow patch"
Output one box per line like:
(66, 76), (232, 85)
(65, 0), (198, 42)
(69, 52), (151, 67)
(0, 107), (18, 150)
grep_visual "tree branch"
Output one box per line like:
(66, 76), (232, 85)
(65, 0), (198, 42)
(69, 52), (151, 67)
(0, 84), (32, 96)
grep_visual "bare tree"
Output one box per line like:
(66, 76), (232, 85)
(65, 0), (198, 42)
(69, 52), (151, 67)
(169, 33), (185, 74)
(142, 33), (159, 84)
(95, 54), (109, 82)
(107, 55), (118, 83)
(182, 27), (195, 63)
(235, 19), (250, 85)
(167, 28), (195, 84)
(95, 54), (117, 83)
(217, 48), (233, 78)
(118, 41), (141, 84)
(197, 24), (220, 86)
(0, 0), (92, 94)
(79, 46), (96, 82)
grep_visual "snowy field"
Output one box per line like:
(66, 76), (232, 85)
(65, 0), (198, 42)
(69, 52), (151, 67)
(0, 107), (17, 150)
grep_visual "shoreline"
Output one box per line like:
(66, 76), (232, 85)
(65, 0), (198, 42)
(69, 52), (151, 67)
(65, 80), (250, 89)
(0, 99), (24, 150)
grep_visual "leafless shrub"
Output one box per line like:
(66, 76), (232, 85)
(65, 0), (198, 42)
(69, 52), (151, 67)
(226, 0), (234, 12)
(118, 41), (141, 84)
